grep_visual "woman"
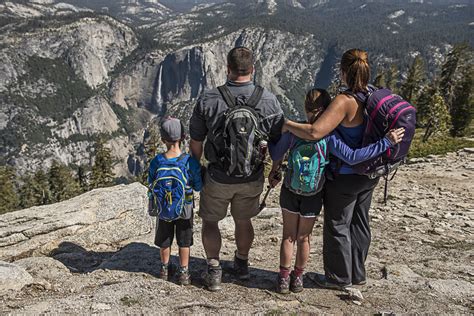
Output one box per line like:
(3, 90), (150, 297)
(283, 48), (383, 288)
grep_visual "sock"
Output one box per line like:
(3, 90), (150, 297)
(235, 251), (248, 261)
(161, 261), (169, 267)
(207, 258), (220, 267)
(279, 266), (290, 279)
(180, 266), (188, 272)
(294, 266), (305, 278)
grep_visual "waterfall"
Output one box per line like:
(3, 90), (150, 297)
(155, 64), (163, 111)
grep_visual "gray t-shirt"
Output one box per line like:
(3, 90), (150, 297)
(189, 81), (284, 184)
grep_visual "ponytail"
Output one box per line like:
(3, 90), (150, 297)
(340, 49), (370, 93)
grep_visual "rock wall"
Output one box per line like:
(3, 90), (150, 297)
(0, 183), (152, 261)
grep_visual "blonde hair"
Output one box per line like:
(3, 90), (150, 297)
(340, 49), (370, 93)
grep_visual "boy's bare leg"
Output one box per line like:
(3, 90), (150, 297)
(160, 247), (171, 265)
(179, 247), (190, 267)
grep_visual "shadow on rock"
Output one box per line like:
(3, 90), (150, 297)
(50, 241), (277, 290)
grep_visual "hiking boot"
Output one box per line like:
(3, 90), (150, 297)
(311, 273), (350, 290)
(276, 274), (290, 294)
(233, 255), (250, 281)
(159, 263), (170, 280)
(177, 267), (191, 286)
(290, 271), (304, 293)
(202, 265), (222, 292)
(159, 263), (175, 280)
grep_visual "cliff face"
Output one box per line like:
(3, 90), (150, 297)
(0, 15), (137, 176)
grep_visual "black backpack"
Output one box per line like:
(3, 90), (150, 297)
(215, 85), (266, 178)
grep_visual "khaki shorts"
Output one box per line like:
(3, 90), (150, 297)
(199, 173), (264, 222)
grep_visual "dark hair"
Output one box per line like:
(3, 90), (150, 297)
(304, 88), (332, 123)
(340, 48), (370, 93)
(227, 47), (254, 76)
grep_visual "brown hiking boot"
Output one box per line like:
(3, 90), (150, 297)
(177, 267), (191, 286)
(159, 263), (173, 280)
(202, 265), (222, 292)
(290, 271), (304, 293)
(233, 255), (250, 281)
(276, 274), (290, 294)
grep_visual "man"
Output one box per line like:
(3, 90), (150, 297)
(189, 46), (284, 291)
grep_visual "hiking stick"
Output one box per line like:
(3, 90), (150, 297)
(259, 186), (272, 211)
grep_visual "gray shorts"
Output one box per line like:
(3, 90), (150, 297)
(198, 173), (264, 222)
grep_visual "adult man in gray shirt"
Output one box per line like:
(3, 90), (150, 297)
(189, 47), (284, 291)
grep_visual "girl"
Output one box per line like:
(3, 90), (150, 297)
(269, 88), (404, 293)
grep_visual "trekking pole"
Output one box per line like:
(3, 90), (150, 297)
(259, 164), (283, 211)
(259, 186), (272, 211)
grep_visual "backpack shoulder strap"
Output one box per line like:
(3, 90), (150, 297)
(246, 85), (264, 108)
(217, 85), (236, 108)
(177, 153), (190, 163)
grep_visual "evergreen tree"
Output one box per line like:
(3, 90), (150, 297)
(33, 169), (52, 205)
(19, 174), (37, 209)
(77, 165), (89, 192)
(90, 138), (114, 189)
(386, 64), (400, 92)
(141, 126), (161, 185)
(440, 43), (469, 109)
(373, 72), (386, 88)
(400, 56), (426, 105)
(415, 83), (437, 128)
(440, 43), (474, 136)
(48, 161), (81, 203)
(0, 166), (19, 214)
(422, 91), (451, 142)
(450, 69), (473, 137)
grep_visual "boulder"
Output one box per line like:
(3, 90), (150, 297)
(0, 261), (33, 295)
(0, 183), (153, 261)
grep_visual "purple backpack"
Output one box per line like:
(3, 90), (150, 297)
(346, 86), (416, 178)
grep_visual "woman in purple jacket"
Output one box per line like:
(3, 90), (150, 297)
(269, 88), (404, 294)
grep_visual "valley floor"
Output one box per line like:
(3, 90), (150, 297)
(1, 150), (473, 314)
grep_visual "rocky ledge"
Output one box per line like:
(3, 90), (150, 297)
(0, 149), (472, 314)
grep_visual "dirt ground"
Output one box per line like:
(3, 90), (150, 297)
(1, 150), (473, 314)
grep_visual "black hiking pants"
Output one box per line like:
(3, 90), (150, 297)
(323, 174), (379, 286)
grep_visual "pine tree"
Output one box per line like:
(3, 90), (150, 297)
(450, 69), (473, 137)
(400, 56), (426, 105)
(422, 90), (451, 142)
(386, 64), (400, 92)
(0, 166), (19, 214)
(374, 72), (386, 88)
(77, 165), (89, 192)
(33, 169), (52, 205)
(440, 43), (469, 109)
(141, 126), (161, 185)
(48, 161), (81, 203)
(90, 138), (115, 189)
(19, 174), (37, 209)
(440, 43), (474, 136)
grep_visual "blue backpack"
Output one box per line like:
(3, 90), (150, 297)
(285, 139), (328, 195)
(150, 154), (190, 221)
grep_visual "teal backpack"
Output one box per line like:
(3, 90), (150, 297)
(285, 139), (328, 195)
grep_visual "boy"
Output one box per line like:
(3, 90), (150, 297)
(148, 117), (202, 285)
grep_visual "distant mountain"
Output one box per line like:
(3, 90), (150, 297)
(0, 0), (472, 178)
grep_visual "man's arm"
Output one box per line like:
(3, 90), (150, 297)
(189, 95), (208, 160)
(190, 139), (204, 161)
